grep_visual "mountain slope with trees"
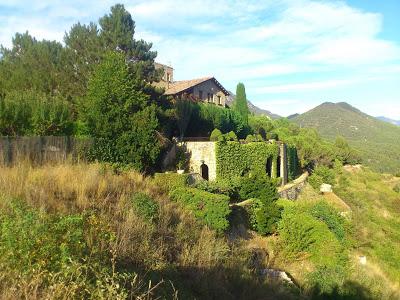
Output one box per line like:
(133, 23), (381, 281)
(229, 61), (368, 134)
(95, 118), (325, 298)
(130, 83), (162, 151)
(291, 102), (400, 173)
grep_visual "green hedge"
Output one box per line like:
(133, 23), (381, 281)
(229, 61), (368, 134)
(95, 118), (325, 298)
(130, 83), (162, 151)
(153, 173), (189, 192)
(169, 187), (230, 233)
(215, 141), (279, 180)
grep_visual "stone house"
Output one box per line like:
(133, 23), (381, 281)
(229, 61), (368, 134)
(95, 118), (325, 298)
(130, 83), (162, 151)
(154, 63), (229, 107)
(182, 141), (288, 185)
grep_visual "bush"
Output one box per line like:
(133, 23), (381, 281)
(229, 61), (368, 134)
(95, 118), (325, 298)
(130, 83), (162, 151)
(0, 200), (112, 273)
(245, 134), (263, 142)
(169, 187), (230, 232)
(393, 184), (400, 193)
(226, 131), (238, 141)
(210, 128), (223, 141)
(309, 165), (336, 190)
(239, 174), (279, 202)
(153, 173), (189, 192)
(238, 175), (281, 235)
(307, 201), (346, 241)
(194, 179), (239, 200)
(132, 193), (159, 222)
(250, 199), (282, 235)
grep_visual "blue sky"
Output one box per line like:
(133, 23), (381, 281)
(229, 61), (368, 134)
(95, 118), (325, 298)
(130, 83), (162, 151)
(1, 0), (399, 118)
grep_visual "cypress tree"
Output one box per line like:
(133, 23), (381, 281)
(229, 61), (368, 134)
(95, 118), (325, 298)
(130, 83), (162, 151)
(234, 82), (249, 125)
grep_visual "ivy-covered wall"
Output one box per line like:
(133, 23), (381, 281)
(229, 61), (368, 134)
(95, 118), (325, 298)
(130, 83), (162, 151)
(215, 141), (279, 180)
(287, 145), (300, 181)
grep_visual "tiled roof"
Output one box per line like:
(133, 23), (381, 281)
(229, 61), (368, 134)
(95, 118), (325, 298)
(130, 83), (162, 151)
(164, 77), (213, 95)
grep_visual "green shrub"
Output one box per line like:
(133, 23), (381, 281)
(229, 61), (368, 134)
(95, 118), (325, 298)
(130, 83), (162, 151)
(0, 200), (112, 273)
(250, 199), (282, 235)
(278, 211), (320, 258)
(169, 187), (230, 232)
(309, 165), (336, 190)
(175, 146), (188, 170)
(132, 193), (159, 222)
(393, 184), (400, 193)
(153, 173), (189, 192)
(245, 134), (264, 142)
(266, 132), (278, 140)
(210, 128), (223, 141)
(238, 175), (281, 235)
(226, 131), (238, 141)
(307, 201), (346, 241)
(238, 174), (279, 202)
(193, 179), (239, 200)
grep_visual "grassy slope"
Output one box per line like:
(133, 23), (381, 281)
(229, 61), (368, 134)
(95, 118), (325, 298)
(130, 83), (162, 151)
(292, 102), (400, 173)
(334, 168), (400, 289)
(0, 163), (296, 300)
(264, 167), (400, 299)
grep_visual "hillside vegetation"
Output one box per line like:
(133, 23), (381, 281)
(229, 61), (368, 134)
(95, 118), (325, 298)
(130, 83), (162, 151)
(292, 102), (400, 173)
(0, 162), (299, 299)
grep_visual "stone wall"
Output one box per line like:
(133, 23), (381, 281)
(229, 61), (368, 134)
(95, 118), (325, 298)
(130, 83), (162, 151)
(183, 141), (217, 181)
(192, 80), (227, 107)
(278, 172), (308, 200)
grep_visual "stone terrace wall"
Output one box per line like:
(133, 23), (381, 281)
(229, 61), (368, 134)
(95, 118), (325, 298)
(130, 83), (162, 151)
(278, 172), (309, 200)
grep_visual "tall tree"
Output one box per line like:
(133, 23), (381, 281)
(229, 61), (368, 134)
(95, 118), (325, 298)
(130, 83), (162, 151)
(0, 32), (64, 95)
(83, 52), (161, 171)
(234, 82), (249, 125)
(63, 22), (103, 99)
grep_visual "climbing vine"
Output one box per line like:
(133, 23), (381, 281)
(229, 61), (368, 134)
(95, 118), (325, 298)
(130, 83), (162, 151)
(215, 141), (279, 180)
(287, 145), (300, 181)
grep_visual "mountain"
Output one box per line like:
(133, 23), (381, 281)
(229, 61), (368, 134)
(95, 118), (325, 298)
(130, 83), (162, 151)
(287, 113), (300, 120)
(226, 92), (281, 119)
(291, 102), (400, 173)
(376, 116), (400, 126)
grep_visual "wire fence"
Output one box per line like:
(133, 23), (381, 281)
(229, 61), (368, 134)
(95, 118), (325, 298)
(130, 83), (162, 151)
(0, 136), (92, 166)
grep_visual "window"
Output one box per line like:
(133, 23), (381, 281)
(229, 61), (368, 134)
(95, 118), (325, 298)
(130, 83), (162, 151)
(217, 96), (221, 105)
(207, 93), (211, 102)
(199, 90), (203, 99)
(167, 73), (171, 82)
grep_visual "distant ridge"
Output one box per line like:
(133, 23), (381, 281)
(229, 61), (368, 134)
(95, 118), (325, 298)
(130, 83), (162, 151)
(225, 92), (281, 119)
(291, 102), (400, 173)
(376, 116), (400, 126)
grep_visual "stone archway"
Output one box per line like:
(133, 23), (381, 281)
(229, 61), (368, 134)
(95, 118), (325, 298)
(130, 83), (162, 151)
(201, 163), (209, 180)
(266, 157), (273, 177)
(277, 156), (281, 178)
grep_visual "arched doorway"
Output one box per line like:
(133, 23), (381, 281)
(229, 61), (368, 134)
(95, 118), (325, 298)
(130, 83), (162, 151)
(266, 157), (272, 177)
(277, 156), (281, 178)
(201, 164), (209, 180)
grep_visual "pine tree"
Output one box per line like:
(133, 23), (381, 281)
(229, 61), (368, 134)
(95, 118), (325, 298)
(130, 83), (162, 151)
(234, 82), (249, 125)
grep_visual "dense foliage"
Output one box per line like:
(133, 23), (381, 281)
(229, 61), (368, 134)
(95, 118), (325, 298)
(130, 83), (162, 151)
(83, 52), (161, 171)
(0, 91), (74, 136)
(185, 102), (249, 138)
(169, 187), (231, 233)
(215, 140), (279, 179)
(292, 102), (400, 173)
(308, 165), (336, 190)
(233, 83), (249, 125)
(239, 174), (282, 235)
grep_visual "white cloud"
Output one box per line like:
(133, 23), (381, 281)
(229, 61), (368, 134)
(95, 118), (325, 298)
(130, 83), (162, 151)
(254, 78), (359, 94)
(0, 0), (399, 118)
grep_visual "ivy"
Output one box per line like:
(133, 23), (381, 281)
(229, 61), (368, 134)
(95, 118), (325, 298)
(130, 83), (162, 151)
(215, 141), (279, 180)
(287, 145), (300, 181)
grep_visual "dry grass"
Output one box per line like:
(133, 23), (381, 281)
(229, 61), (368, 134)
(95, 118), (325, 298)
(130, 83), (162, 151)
(0, 162), (296, 299)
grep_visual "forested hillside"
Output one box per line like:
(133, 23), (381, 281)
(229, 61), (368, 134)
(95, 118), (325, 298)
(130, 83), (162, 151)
(292, 102), (400, 173)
